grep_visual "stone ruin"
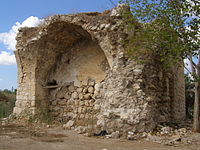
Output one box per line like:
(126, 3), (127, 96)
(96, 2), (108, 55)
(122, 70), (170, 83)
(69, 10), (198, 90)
(13, 5), (185, 135)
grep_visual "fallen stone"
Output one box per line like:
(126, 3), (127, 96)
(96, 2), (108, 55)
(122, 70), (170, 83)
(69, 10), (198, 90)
(63, 120), (74, 129)
(75, 126), (86, 134)
(146, 135), (163, 144)
(160, 126), (173, 135)
(111, 131), (120, 138)
(164, 137), (181, 146)
(128, 131), (134, 135)
(127, 134), (136, 140)
(175, 128), (187, 135)
(105, 134), (112, 138)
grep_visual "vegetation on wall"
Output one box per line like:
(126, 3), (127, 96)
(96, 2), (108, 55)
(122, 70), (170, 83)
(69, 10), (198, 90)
(123, 11), (185, 67)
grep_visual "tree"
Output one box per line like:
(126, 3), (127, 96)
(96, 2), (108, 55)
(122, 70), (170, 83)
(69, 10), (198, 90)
(119, 0), (200, 131)
(108, 0), (117, 7)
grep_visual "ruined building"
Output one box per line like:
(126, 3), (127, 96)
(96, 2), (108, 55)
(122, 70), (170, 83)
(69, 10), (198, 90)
(13, 6), (185, 134)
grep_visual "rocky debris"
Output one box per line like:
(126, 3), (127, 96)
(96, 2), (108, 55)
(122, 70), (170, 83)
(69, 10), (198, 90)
(74, 126), (86, 134)
(0, 118), (9, 126)
(160, 126), (173, 135)
(146, 134), (191, 146)
(145, 126), (193, 146)
(126, 131), (148, 140)
(63, 120), (74, 129)
(154, 126), (190, 136)
(110, 131), (120, 138)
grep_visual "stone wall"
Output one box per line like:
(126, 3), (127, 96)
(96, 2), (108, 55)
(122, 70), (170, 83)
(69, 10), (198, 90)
(13, 5), (185, 135)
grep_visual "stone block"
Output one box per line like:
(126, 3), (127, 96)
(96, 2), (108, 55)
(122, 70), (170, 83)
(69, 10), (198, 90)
(88, 87), (94, 93)
(58, 99), (67, 105)
(94, 83), (101, 92)
(76, 87), (83, 93)
(63, 120), (74, 129)
(31, 100), (35, 107)
(78, 93), (84, 100)
(83, 87), (88, 93)
(83, 93), (91, 99)
(72, 92), (78, 99)
(68, 85), (75, 92)
(13, 107), (22, 114)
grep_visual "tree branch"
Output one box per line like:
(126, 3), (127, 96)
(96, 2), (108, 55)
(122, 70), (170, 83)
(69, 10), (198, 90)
(108, 0), (117, 7)
(188, 55), (197, 69)
(184, 65), (192, 74)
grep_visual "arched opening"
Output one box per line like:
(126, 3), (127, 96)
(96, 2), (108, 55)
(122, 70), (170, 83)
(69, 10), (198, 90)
(48, 40), (109, 87)
(34, 21), (110, 123)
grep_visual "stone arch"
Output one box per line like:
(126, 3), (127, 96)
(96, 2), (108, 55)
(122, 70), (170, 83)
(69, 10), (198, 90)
(32, 21), (110, 121)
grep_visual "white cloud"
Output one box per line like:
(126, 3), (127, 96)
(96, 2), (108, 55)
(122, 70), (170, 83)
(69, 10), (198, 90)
(0, 51), (16, 65)
(0, 16), (43, 51)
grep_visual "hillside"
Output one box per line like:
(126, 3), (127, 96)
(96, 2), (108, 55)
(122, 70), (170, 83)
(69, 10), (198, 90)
(0, 90), (16, 118)
(0, 92), (9, 103)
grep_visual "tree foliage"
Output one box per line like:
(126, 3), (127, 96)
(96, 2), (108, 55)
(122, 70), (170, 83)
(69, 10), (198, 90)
(120, 0), (199, 66)
(126, 16), (185, 66)
(119, 0), (200, 131)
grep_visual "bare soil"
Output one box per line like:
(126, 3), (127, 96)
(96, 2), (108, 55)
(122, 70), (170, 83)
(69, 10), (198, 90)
(0, 124), (200, 150)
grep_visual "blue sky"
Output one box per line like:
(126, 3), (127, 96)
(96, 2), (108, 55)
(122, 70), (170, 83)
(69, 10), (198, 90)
(0, 0), (118, 90)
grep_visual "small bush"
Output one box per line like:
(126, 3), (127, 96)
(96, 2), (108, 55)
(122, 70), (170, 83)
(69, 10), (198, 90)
(0, 103), (11, 118)
(0, 90), (16, 118)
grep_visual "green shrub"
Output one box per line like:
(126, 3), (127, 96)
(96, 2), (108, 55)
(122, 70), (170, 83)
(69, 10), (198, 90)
(0, 90), (16, 118)
(0, 103), (11, 118)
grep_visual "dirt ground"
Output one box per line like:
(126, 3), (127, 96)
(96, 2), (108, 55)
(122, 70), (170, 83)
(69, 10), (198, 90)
(0, 124), (200, 150)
